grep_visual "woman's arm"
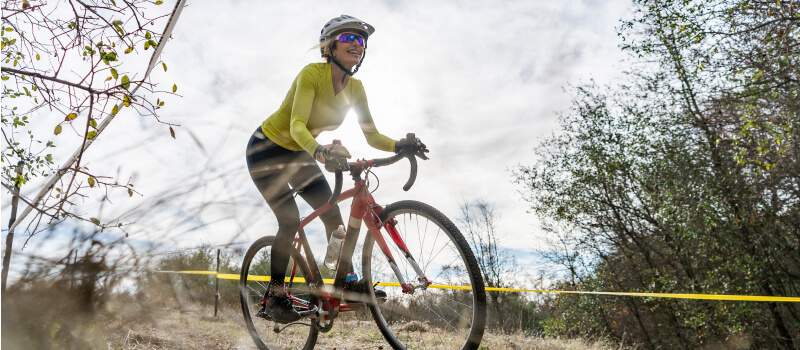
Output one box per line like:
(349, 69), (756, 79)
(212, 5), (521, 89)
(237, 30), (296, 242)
(289, 69), (323, 156)
(352, 80), (396, 152)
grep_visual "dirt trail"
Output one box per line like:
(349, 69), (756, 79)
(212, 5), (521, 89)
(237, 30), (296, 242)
(103, 302), (614, 350)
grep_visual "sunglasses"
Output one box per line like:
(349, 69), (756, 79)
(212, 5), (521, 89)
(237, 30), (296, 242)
(337, 33), (365, 47)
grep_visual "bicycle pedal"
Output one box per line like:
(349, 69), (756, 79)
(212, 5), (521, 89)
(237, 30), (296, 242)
(256, 308), (272, 320)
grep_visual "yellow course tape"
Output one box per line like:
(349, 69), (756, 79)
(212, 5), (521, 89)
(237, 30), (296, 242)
(154, 270), (800, 303)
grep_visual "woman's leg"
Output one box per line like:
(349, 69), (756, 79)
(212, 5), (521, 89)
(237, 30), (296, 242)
(246, 129), (304, 291)
(288, 154), (365, 282)
(287, 153), (344, 240)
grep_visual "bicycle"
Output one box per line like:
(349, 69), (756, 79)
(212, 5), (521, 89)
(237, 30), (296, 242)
(239, 134), (487, 350)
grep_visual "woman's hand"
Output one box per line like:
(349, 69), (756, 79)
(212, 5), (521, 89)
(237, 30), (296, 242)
(395, 136), (429, 159)
(315, 140), (351, 164)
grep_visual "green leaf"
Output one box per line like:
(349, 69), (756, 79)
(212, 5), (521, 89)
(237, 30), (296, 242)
(54, 125), (62, 135)
(123, 95), (130, 107)
(1, 76), (8, 81)
(121, 75), (130, 89)
(90, 217), (100, 225)
(111, 105), (119, 115)
(88, 177), (95, 188)
(162, 62), (167, 72)
(124, 47), (132, 54)
(87, 131), (97, 139)
(36, 53), (40, 60)
(4, 27), (13, 32)
(89, 119), (97, 128)
(128, 188), (133, 197)
(169, 126), (175, 139)
(111, 68), (118, 79)
(172, 84), (177, 93)
(155, 0), (163, 4)
(145, 31), (151, 39)
(65, 113), (77, 121)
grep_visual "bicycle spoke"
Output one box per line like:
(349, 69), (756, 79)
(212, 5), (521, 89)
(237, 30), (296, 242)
(240, 236), (317, 350)
(363, 201), (486, 350)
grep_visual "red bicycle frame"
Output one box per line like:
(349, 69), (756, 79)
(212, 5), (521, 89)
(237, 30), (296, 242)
(283, 157), (432, 316)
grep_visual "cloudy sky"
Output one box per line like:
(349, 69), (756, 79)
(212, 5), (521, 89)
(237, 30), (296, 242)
(3, 0), (632, 277)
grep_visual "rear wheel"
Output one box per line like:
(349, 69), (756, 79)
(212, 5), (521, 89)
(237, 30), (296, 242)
(362, 200), (487, 350)
(240, 236), (318, 350)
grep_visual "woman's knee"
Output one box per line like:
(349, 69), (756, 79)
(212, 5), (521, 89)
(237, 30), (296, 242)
(276, 217), (301, 234)
(319, 204), (343, 223)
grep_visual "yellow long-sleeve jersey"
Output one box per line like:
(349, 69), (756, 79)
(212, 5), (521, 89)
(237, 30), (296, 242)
(261, 63), (396, 156)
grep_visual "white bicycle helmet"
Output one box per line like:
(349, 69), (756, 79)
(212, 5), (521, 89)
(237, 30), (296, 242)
(319, 15), (375, 81)
(319, 14), (375, 57)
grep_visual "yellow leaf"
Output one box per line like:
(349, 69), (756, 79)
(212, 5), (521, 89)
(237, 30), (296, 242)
(65, 113), (77, 121)
(162, 62), (167, 72)
(90, 217), (100, 225)
(54, 125), (62, 135)
(172, 84), (177, 93)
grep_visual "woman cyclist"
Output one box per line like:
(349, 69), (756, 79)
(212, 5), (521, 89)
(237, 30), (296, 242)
(245, 15), (424, 324)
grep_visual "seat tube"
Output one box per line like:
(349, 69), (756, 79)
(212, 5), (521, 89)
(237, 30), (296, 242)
(332, 187), (367, 292)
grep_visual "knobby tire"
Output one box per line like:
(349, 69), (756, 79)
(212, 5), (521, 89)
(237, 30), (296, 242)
(240, 236), (318, 350)
(362, 200), (487, 350)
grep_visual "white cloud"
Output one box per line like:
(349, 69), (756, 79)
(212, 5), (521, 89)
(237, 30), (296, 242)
(3, 0), (632, 274)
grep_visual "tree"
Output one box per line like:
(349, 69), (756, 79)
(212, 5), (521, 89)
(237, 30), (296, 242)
(2, 0), (181, 234)
(516, 0), (798, 348)
(460, 198), (536, 333)
(2, 0), (187, 298)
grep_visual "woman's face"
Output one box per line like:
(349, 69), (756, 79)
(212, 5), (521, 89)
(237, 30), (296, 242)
(331, 33), (365, 69)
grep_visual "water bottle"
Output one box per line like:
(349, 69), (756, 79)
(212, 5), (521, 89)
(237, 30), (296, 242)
(324, 225), (346, 270)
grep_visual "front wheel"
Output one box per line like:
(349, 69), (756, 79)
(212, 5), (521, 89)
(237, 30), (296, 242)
(362, 200), (487, 350)
(240, 236), (318, 350)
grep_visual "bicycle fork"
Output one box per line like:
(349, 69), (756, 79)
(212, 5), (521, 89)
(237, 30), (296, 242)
(362, 211), (432, 294)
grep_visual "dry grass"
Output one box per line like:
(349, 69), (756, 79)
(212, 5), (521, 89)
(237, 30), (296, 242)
(2, 279), (620, 350)
(108, 303), (619, 350)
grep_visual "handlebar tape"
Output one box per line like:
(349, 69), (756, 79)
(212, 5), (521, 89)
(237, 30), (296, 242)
(402, 132), (418, 192)
(329, 170), (343, 205)
(403, 154), (417, 191)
